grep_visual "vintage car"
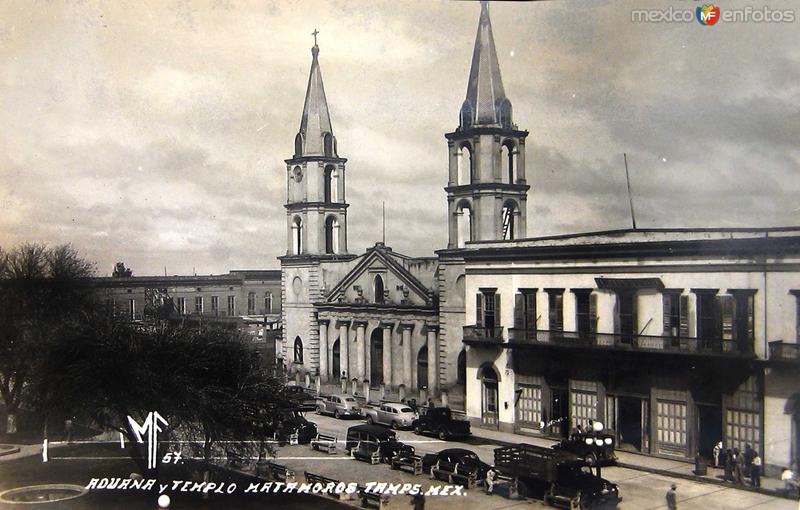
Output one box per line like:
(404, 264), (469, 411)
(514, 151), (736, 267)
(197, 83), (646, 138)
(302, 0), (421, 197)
(421, 448), (490, 480)
(362, 402), (418, 430)
(316, 394), (362, 419)
(412, 406), (471, 440)
(494, 443), (621, 508)
(266, 408), (318, 444)
(345, 424), (414, 463)
(283, 385), (318, 412)
(552, 431), (617, 467)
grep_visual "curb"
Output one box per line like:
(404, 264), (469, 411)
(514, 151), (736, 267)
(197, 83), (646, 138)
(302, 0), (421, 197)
(0, 445), (21, 457)
(616, 462), (797, 501)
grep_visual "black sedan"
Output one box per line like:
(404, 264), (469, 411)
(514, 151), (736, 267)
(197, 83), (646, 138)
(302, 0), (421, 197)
(283, 385), (318, 412)
(421, 448), (491, 479)
(268, 409), (318, 444)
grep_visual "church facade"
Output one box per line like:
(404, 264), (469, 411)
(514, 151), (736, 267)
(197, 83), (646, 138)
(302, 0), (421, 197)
(278, 3), (525, 403)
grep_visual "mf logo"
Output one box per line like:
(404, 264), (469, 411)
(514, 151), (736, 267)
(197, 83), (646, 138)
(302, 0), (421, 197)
(127, 412), (168, 470)
(697, 4), (721, 25)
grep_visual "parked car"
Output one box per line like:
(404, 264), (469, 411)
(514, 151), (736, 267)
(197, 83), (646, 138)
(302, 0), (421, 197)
(362, 402), (418, 430)
(266, 408), (318, 444)
(316, 394), (362, 419)
(412, 406), (471, 440)
(421, 448), (490, 479)
(552, 431), (617, 467)
(283, 385), (318, 412)
(493, 443), (621, 508)
(345, 424), (414, 463)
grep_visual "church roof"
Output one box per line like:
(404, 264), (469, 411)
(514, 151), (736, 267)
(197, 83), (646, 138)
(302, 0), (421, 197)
(296, 43), (334, 157)
(460, 1), (513, 129)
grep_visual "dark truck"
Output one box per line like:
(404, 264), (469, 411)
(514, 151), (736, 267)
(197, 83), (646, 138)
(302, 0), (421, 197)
(552, 431), (617, 467)
(412, 407), (471, 440)
(493, 443), (621, 509)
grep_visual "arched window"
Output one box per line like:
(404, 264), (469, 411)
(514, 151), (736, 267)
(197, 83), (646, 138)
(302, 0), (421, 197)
(458, 145), (473, 185)
(323, 165), (335, 202)
(294, 336), (304, 364)
(264, 292), (273, 314)
(480, 364), (499, 427)
(292, 217), (303, 254)
(498, 99), (513, 128)
(501, 201), (517, 241)
(456, 201), (472, 248)
(331, 338), (341, 380)
(323, 133), (333, 157)
(294, 133), (303, 156)
(324, 216), (339, 254)
(370, 329), (383, 386)
(374, 274), (385, 304)
(502, 141), (516, 184)
(417, 344), (428, 389)
(457, 349), (466, 385)
(460, 99), (474, 129)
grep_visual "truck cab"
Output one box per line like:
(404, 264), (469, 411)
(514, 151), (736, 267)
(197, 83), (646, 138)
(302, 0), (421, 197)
(412, 406), (471, 440)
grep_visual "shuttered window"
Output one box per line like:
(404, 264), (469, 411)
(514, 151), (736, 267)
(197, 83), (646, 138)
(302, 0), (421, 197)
(656, 400), (687, 455)
(516, 375), (543, 427)
(573, 290), (596, 335)
(476, 291), (500, 329)
(546, 289), (564, 332)
(662, 290), (687, 338)
(514, 290), (537, 330)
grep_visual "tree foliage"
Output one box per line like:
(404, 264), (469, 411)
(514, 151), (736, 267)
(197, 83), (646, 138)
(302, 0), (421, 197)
(112, 262), (133, 278)
(39, 311), (287, 474)
(0, 243), (94, 431)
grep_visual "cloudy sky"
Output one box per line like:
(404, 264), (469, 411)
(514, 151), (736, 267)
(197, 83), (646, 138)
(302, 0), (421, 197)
(1, 0), (798, 276)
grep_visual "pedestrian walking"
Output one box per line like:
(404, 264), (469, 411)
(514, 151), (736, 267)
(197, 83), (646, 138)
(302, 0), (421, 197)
(485, 467), (497, 495)
(751, 451), (762, 488)
(712, 441), (723, 467)
(64, 417), (74, 443)
(411, 493), (425, 510)
(665, 483), (677, 510)
(744, 444), (755, 473)
(724, 449), (734, 481)
(733, 448), (744, 485)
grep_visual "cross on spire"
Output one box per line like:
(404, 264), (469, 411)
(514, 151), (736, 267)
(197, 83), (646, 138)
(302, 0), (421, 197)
(312, 29), (319, 47)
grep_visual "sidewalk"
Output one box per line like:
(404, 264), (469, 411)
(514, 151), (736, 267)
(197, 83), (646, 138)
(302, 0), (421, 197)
(466, 424), (797, 500)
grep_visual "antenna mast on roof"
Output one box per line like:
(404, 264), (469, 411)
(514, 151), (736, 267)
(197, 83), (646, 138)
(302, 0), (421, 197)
(624, 153), (637, 230)
(382, 201), (386, 244)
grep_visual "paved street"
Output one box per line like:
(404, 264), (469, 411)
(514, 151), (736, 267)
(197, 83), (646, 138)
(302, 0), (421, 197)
(268, 412), (798, 510)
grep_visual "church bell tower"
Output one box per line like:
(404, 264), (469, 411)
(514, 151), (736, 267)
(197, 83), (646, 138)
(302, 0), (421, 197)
(285, 34), (349, 257)
(446, 1), (529, 248)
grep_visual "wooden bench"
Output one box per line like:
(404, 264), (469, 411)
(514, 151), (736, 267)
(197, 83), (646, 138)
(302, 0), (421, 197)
(226, 449), (244, 469)
(357, 485), (390, 509)
(351, 441), (381, 465)
(305, 472), (346, 500)
(488, 473), (518, 499)
(390, 454), (423, 475)
(264, 461), (295, 483)
(431, 461), (477, 488)
(310, 433), (337, 454)
(273, 431), (299, 446)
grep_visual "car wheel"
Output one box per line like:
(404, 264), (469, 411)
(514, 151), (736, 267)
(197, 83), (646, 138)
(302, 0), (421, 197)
(414, 424), (423, 435)
(367, 415), (374, 425)
(334, 410), (341, 419)
(391, 421), (399, 430)
(585, 452), (598, 467)
(438, 429), (448, 441)
(316, 406), (323, 415)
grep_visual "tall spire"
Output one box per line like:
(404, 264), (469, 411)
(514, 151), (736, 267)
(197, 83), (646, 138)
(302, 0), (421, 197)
(460, 1), (512, 129)
(296, 31), (335, 157)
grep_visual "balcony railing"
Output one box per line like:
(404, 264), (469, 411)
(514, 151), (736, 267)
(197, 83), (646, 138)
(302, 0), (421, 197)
(769, 341), (800, 363)
(506, 328), (749, 356)
(463, 325), (505, 343)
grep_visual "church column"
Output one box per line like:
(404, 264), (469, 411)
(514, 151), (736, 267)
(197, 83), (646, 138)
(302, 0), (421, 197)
(337, 320), (350, 380)
(354, 321), (367, 381)
(381, 322), (394, 389)
(318, 319), (329, 382)
(425, 325), (439, 395)
(400, 323), (414, 388)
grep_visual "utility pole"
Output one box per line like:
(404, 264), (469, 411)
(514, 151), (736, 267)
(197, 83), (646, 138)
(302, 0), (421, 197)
(623, 153), (637, 230)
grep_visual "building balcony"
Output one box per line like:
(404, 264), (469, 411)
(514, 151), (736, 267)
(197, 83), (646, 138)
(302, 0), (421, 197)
(768, 340), (800, 365)
(463, 325), (505, 343)
(505, 328), (753, 358)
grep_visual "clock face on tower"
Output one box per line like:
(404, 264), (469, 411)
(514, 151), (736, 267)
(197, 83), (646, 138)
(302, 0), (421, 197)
(292, 166), (303, 182)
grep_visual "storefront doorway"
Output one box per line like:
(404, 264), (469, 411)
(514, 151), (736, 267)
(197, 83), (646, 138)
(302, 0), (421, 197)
(551, 387), (569, 438)
(697, 404), (723, 461)
(481, 365), (499, 428)
(618, 396), (646, 452)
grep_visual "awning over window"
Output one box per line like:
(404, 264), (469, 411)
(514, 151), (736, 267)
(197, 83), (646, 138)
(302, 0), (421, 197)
(594, 277), (665, 290)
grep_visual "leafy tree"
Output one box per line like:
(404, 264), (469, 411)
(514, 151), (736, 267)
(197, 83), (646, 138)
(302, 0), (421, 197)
(112, 262), (133, 278)
(0, 243), (94, 434)
(39, 311), (286, 476)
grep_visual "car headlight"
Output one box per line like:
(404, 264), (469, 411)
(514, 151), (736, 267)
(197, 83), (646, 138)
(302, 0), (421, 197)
(585, 438), (594, 445)
(594, 439), (603, 446)
(604, 437), (613, 445)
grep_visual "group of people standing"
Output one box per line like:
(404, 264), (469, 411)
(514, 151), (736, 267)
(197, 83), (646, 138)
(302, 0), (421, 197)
(713, 442), (762, 487)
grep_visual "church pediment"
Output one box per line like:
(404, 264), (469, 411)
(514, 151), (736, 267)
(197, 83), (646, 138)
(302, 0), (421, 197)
(325, 244), (433, 307)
